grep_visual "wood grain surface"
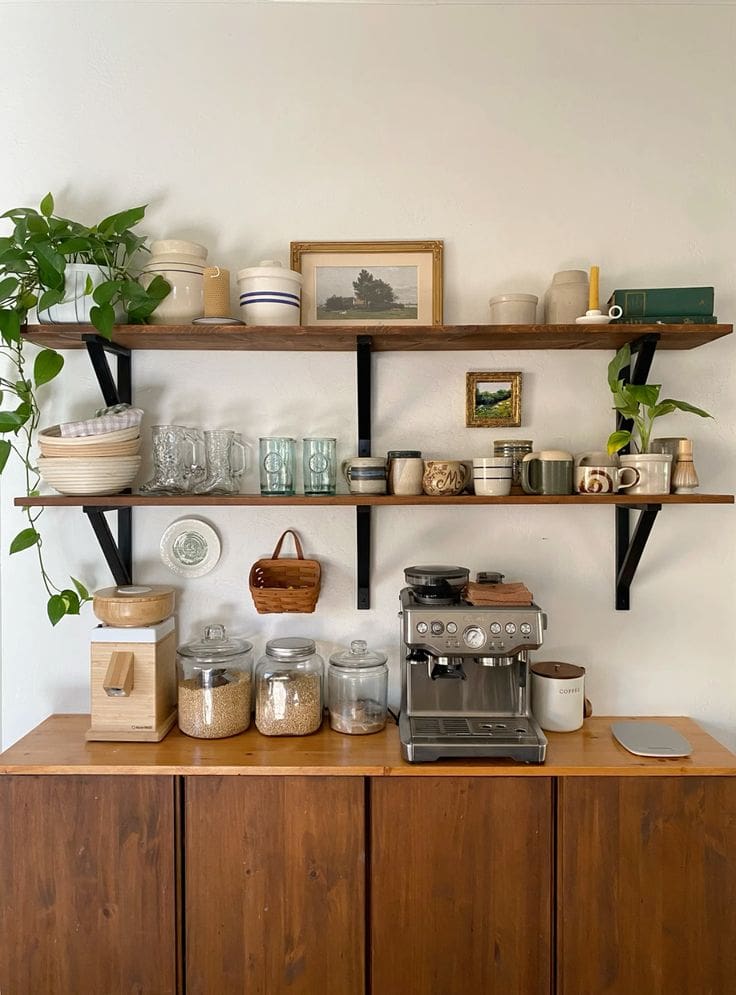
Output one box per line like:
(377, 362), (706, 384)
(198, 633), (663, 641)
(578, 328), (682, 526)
(1, 715), (735, 777)
(14, 491), (734, 507)
(557, 776), (736, 994)
(185, 776), (364, 995)
(0, 774), (177, 994)
(371, 777), (553, 994)
(22, 322), (732, 351)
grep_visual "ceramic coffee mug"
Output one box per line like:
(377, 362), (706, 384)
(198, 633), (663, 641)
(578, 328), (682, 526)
(619, 453), (672, 495)
(520, 451), (573, 495)
(422, 460), (470, 497)
(575, 465), (640, 494)
(530, 662), (586, 733)
(389, 456), (424, 496)
(472, 457), (513, 497)
(342, 456), (387, 495)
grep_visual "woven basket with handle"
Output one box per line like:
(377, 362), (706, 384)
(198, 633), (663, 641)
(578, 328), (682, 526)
(248, 529), (321, 614)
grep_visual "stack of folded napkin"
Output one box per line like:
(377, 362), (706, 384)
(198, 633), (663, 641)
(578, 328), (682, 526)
(464, 582), (533, 606)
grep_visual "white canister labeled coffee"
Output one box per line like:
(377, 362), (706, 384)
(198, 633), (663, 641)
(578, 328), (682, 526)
(530, 661), (586, 732)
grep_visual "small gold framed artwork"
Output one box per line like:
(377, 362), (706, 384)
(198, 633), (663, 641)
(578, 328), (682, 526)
(466, 371), (522, 428)
(290, 239), (443, 326)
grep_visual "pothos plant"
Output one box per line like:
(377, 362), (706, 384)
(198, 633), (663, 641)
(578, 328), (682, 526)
(606, 342), (712, 455)
(0, 193), (170, 624)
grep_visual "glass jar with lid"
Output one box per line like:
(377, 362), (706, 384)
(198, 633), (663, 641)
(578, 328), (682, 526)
(177, 624), (253, 739)
(255, 637), (324, 736)
(328, 640), (388, 735)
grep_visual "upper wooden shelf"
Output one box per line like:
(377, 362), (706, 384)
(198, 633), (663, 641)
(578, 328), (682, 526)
(14, 493), (735, 508)
(22, 322), (733, 352)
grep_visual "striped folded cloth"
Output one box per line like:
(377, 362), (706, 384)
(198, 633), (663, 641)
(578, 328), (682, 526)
(59, 406), (144, 438)
(464, 582), (533, 606)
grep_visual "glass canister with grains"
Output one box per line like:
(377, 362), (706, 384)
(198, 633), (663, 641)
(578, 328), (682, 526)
(255, 637), (324, 736)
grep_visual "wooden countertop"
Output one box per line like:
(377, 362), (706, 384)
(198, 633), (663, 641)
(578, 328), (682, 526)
(1, 715), (734, 777)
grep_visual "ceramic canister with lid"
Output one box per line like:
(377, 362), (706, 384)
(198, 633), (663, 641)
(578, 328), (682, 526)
(176, 624), (253, 739)
(530, 661), (586, 732)
(488, 294), (538, 324)
(328, 640), (388, 735)
(141, 239), (208, 324)
(237, 260), (303, 326)
(255, 637), (324, 736)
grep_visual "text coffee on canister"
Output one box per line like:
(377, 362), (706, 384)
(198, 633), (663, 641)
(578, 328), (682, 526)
(530, 661), (585, 732)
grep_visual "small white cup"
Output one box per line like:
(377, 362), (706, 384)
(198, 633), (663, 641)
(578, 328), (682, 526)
(473, 457), (512, 496)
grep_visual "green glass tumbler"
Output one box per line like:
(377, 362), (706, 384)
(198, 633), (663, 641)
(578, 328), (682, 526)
(303, 437), (337, 496)
(259, 437), (296, 496)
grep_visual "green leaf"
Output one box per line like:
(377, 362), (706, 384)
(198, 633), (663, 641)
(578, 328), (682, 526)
(144, 274), (171, 301)
(98, 206), (146, 235)
(84, 274), (94, 296)
(13, 401), (32, 425)
(56, 236), (94, 256)
(39, 192), (54, 217)
(47, 594), (67, 626)
(60, 589), (80, 615)
(607, 430), (631, 455)
(658, 398), (712, 419)
(90, 303), (115, 338)
(37, 287), (65, 312)
(626, 383), (661, 407)
(0, 276), (19, 301)
(10, 527), (40, 554)
(33, 242), (66, 289)
(0, 310), (21, 344)
(608, 344), (631, 392)
(26, 215), (48, 235)
(92, 280), (120, 305)
(0, 440), (11, 474)
(34, 348), (64, 387)
(0, 410), (27, 432)
(71, 576), (90, 601)
(649, 402), (677, 420)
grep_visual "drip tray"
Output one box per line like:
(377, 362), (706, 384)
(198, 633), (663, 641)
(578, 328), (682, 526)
(411, 716), (539, 741)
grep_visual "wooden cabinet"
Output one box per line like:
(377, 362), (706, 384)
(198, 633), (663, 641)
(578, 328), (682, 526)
(0, 774), (177, 995)
(371, 777), (553, 995)
(185, 776), (365, 995)
(557, 776), (736, 995)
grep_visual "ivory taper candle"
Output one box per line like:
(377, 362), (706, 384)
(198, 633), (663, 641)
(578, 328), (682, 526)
(588, 265), (600, 311)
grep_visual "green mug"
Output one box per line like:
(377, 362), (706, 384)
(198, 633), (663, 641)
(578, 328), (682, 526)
(520, 451), (574, 495)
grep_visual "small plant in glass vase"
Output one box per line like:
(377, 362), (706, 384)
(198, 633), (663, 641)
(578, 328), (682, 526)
(606, 343), (712, 456)
(0, 193), (170, 623)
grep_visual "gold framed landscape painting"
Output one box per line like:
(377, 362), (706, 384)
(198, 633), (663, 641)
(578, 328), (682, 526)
(290, 240), (443, 326)
(466, 371), (522, 428)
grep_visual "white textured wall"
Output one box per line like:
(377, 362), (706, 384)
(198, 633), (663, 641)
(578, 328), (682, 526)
(1, 1), (735, 750)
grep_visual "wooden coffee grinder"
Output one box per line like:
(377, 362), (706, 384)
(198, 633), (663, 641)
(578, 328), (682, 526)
(87, 585), (177, 742)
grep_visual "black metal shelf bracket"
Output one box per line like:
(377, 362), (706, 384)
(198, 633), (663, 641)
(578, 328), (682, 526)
(81, 334), (133, 586)
(614, 333), (661, 610)
(83, 506), (133, 586)
(356, 336), (373, 609)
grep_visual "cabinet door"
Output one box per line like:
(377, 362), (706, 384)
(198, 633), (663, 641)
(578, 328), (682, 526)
(0, 774), (177, 994)
(371, 777), (553, 995)
(185, 775), (364, 995)
(558, 776), (736, 995)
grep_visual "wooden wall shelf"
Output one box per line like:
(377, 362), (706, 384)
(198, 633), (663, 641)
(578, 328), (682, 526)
(14, 493), (735, 509)
(22, 322), (733, 352)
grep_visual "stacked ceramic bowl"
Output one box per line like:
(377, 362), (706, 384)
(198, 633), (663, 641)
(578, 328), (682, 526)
(38, 424), (142, 496)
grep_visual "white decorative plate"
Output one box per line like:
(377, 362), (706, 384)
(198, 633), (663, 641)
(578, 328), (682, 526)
(160, 518), (221, 578)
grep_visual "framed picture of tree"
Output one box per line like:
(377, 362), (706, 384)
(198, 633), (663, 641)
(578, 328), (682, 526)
(290, 240), (443, 326)
(466, 371), (522, 428)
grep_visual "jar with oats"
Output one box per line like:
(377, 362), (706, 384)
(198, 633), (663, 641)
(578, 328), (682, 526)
(255, 637), (324, 736)
(176, 625), (253, 739)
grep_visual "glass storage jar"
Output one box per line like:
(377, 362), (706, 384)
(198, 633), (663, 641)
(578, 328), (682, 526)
(255, 637), (324, 736)
(177, 624), (253, 739)
(328, 640), (388, 735)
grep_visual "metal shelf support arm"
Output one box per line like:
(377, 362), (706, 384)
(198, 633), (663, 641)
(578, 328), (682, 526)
(356, 336), (373, 609)
(81, 334), (133, 585)
(615, 333), (660, 610)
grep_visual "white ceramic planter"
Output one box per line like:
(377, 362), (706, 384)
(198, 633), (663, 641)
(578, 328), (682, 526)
(237, 261), (302, 327)
(38, 263), (115, 324)
(141, 239), (208, 324)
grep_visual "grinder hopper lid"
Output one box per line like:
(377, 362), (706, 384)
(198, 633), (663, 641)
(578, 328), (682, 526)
(404, 565), (469, 588)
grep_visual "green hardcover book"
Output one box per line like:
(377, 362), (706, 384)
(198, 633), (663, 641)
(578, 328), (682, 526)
(608, 287), (714, 317)
(612, 314), (717, 325)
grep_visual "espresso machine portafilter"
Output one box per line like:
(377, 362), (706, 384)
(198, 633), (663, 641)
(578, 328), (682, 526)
(398, 565), (548, 763)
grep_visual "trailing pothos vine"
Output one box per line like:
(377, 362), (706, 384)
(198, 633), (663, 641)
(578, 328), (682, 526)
(0, 193), (169, 624)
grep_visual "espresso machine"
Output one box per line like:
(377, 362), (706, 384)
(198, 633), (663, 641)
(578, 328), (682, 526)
(399, 565), (548, 763)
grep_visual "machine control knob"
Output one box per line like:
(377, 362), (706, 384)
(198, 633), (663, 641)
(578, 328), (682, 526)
(416, 621), (428, 635)
(463, 625), (486, 649)
(446, 622), (458, 635)
(431, 621), (445, 635)
(520, 622), (532, 635)
(490, 622), (502, 635)
(505, 622), (517, 635)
